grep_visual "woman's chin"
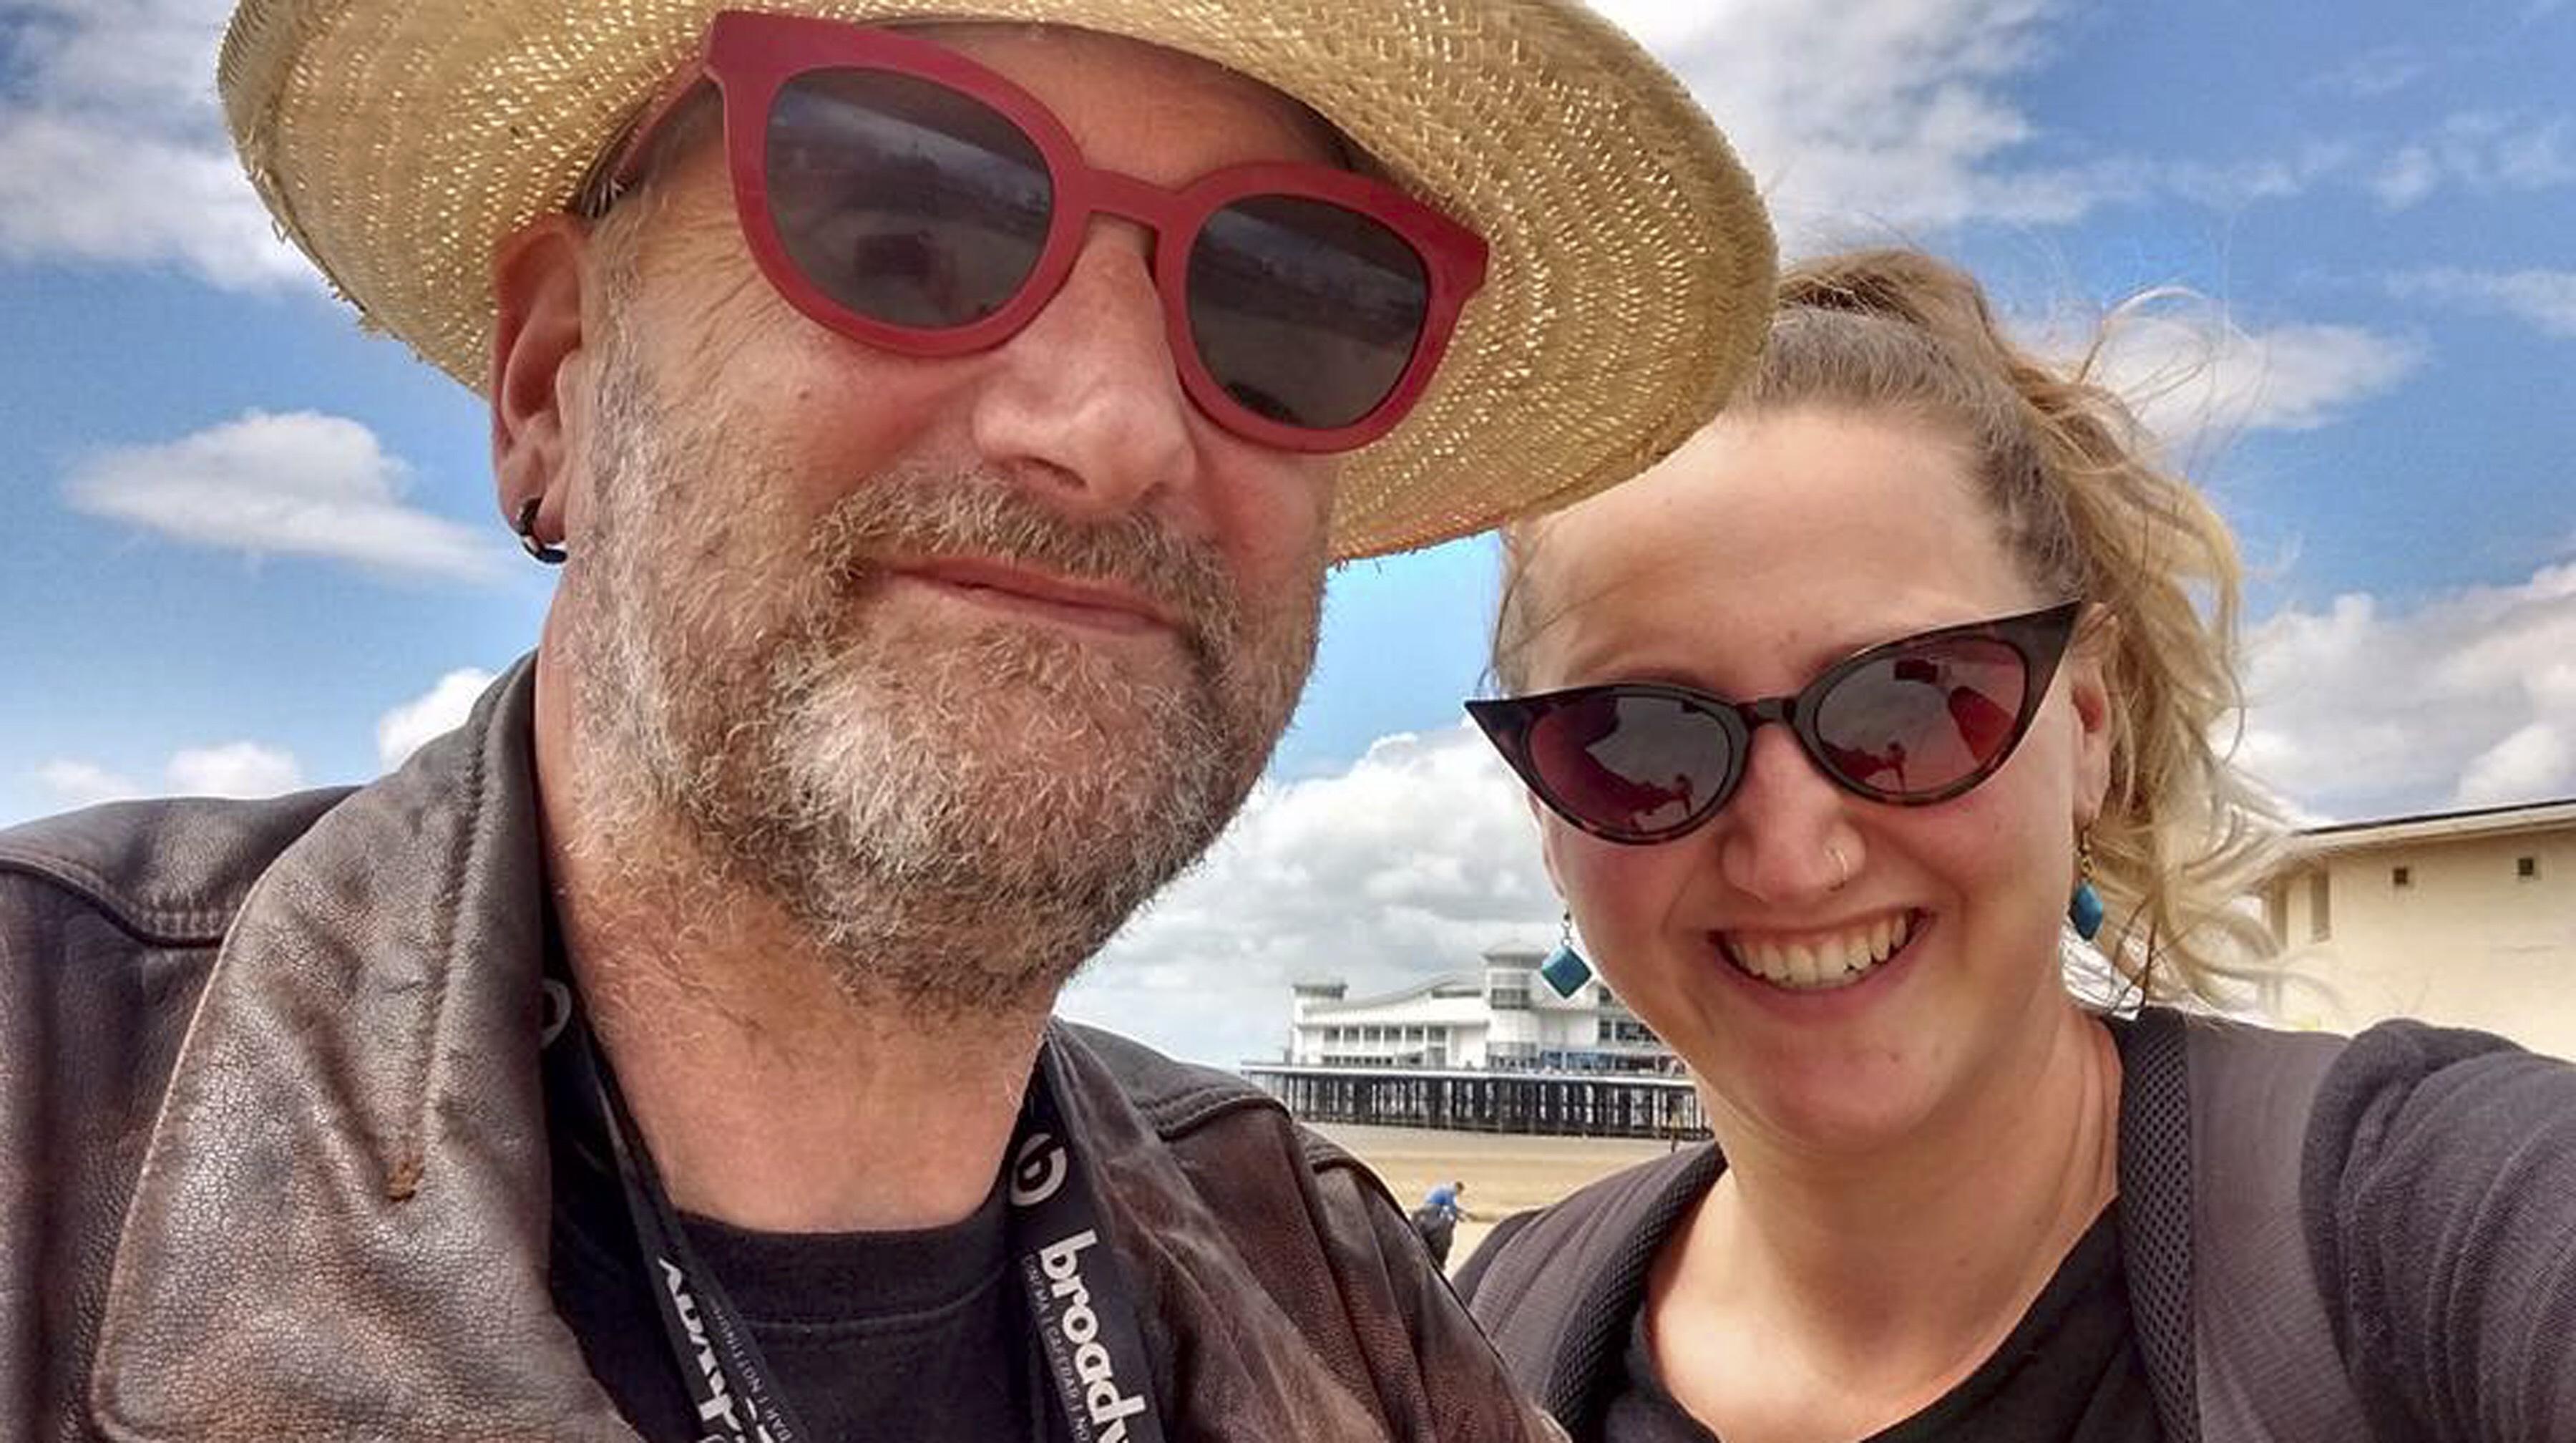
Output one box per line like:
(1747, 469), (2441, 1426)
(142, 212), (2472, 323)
(1693, 1042), (1956, 1161)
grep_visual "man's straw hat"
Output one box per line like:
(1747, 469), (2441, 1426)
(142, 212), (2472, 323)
(218, 1), (1775, 559)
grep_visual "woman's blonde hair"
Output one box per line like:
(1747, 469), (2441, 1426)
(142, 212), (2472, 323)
(1492, 248), (2285, 1006)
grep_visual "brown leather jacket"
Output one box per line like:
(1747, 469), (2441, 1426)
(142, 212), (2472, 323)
(0, 661), (1559, 1442)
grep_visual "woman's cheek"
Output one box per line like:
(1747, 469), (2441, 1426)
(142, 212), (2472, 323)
(1555, 828), (1699, 1001)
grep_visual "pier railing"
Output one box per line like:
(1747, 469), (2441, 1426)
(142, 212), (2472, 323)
(1241, 1063), (1709, 1140)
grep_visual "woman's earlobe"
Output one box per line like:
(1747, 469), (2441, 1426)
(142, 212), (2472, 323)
(1527, 790), (1568, 890)
(2067, 654), (2119, 813)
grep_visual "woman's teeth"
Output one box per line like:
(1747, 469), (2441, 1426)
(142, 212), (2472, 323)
(1722, 913), (1914, 991)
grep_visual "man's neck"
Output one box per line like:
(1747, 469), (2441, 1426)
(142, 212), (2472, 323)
(565, 917), (1051, 1233)
(534, 657), (1053, 1235)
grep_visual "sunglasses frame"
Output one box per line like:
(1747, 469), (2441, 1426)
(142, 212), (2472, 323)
(605, 11), (1491, 453)
(1468, 601), (2089, 846)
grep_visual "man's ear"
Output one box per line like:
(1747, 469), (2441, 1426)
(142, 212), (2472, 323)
(491, 215), (595, 549)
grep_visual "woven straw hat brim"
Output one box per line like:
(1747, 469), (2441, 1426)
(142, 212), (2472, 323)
(220, 0), (1774, 560)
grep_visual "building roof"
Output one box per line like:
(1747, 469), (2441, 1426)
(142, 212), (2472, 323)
(1244, 1061), (1697, 1088)
(1297, 971), (1486, 1016)
(2296, 796), (2576, 855)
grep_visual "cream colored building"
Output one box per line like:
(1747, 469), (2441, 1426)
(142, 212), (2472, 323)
(2263, 797), (2576, 1057)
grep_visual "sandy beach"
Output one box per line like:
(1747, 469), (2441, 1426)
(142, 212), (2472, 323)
(1314, 1123), (1687, 1268)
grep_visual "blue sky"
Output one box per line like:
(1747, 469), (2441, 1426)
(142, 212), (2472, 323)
(4, 1), (2571, 1062)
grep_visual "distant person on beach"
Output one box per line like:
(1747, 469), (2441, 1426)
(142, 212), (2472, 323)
(0, 1), (1777, 1438)
(1414, 1179), (1473, 1265)
(1453, 248), (2576, 1440)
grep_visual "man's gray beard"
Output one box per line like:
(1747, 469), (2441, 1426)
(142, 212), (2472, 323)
(565, 344), (1321, 1020)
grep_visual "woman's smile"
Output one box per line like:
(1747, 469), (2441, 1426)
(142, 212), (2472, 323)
(1714, 908), (1921, 991)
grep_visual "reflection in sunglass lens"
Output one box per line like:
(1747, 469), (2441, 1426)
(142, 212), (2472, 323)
(1528, 693), (1734, 840)
(766, 69), (1053, 330)
(1812, 638), (2026, 796)
(1186, 195), (1430, 429)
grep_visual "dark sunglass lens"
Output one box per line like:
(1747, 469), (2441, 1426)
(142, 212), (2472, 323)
(766, 69), (1052, 330)
(1813, 638), (2028, 797)
(1527, 693), (1733, 838)
(1186, 195), (1429, 430)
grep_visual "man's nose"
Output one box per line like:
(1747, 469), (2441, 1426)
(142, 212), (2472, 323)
(1714, 725), (1859, 904)
(967, 225), (1196, 517)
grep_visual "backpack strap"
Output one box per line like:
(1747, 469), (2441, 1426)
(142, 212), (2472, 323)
(1456, 1143), (1723, 1433)
(2114, 1007), (2202, 1442)
(2120, 1008), (2376, 1441)
(2182, 1014), (2374, 1440)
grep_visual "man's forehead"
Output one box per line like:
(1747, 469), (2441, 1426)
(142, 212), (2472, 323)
(587, 16), (1355, 224)
(888, 19), (1355, 170)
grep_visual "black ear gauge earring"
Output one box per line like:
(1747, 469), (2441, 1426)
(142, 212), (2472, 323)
(516, 497), (567, 565)
(1540, 910), (1594, 998)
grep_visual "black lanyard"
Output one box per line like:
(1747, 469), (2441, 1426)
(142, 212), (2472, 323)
(554, 987), (1169, 1443)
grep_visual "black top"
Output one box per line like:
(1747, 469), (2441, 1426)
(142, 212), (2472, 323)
(544, 1036), (1044, 1443)
(1604, 1208), (2159, 1442)
(1463, 1014), (2576, 1442)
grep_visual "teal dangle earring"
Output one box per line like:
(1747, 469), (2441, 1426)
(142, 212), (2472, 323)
(2068, 829), (2105, 941)
(1540, 910), (1594, 998)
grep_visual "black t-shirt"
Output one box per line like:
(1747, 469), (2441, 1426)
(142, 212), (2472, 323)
(1604, 1208), (2160, 1442)
(544, 1035), (1045, 1443)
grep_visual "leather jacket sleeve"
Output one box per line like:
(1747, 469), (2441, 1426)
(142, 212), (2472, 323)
(0, 794), (338, 1442)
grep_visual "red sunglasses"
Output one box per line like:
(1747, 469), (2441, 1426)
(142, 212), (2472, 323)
(604, 11), (1491, 452)
(1468, 602), (2088, 845)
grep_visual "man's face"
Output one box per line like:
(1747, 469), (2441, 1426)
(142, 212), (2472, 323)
(552, 24), (1339, 1013)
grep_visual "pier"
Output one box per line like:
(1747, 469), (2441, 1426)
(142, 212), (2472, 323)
(1243, 1063), (1708, 1140)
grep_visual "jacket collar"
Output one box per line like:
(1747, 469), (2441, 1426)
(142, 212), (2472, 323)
(91, 658), (643, 1442)
(82, 658), (1364, 1442)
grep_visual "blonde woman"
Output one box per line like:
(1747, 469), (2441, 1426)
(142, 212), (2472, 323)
(1455, 250), (2576, 1442)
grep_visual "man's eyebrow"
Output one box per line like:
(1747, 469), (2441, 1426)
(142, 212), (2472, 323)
(575, 86), (721, 219)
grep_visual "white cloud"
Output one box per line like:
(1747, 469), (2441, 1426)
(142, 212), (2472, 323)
(2307, 47), (2430, 101)
(34, 759), (145, 810)
(0, 0), (309, 288)
(35, 742), (307, 808)
(2368, 146), (2444, 209)
(2457, 722), (2575, 808)
(377, 669), (498, 770)
(2239, 563), (2576, 820)
(63, 410), (507, 583)
(2155, 143), (2357, 211)
(2084, 112), (2576, 218)
(2368, 113), (2576, 210)
(0, 110), (308, 289)
(166, 742), (305, 798)
(2035, 304), (2421, 450)
(2389, 267), (2576, 340)
(1061, 725), (1558, 1066)
(1591, 0), (2122, 250)
(4, 0), (232, 111)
